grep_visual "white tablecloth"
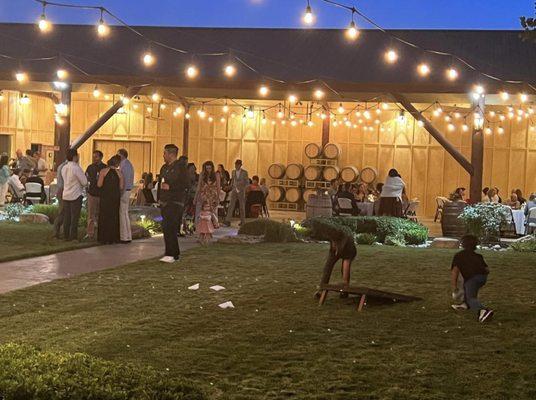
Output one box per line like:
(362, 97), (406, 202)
(357, 202), (374, 216)
(511, 209), (526, 235)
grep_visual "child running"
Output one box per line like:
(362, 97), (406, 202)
(450, 234), (494, 322)
(196, 200), (219, 245)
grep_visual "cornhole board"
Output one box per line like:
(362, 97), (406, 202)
(318, 284), (422, 312)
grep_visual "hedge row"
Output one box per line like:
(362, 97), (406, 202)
(238, 219), (299, 242)
(0, 343), (204, 400)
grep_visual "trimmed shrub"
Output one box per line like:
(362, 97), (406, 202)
(384, 233), (406, 247)
(304, 216), (428, 245)
(3, 203), (27, 221)
(355, 232), (377, 245)
(510, 237), (536, 252)
(30, 204), (59, 224)
(137, 217), (163, 235)
(239, 219), (298, 242)
(0, 343), (205, 400)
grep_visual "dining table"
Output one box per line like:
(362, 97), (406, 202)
(510, 209), (526, 235)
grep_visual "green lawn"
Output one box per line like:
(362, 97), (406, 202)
(0, 222), (94, 262)
(0, 243), (535, 399)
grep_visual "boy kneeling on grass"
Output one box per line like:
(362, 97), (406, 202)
(450, 234), (494, 323)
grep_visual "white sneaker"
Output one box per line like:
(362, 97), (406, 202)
(159, 256), (176, 263)
(451, 303), (468, 311)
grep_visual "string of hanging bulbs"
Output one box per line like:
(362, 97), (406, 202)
(28, 0), (536, 98)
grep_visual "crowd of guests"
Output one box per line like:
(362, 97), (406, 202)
(328, 168), (409, 218)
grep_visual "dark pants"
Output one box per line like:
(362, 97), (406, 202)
(161, 203), (184, 259)
(464, 274), (488, 313)
(54, 196), (64, 238)
(63, 196), (82, 241)
(320, 250), (340, 287)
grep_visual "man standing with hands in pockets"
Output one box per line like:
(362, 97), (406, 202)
(158, 144), (190, 263)
(223, 159), (248, 227)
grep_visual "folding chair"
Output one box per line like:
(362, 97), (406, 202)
(500, 206), (517, 238)
(24, 182), (43, 205)
(246, 190), (265, 218)
(337, 197), (354, 216)
(526, 207), (536, 234)
(404, 200), (420, 222)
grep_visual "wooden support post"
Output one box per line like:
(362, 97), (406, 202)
(391, 93), (473, 175)
(70, 86), (142, 151)
(182, 104), (190, 156)
(321, 104), (330, 147)
(54, 85), (71, 168)
(470, 97), (485, 203)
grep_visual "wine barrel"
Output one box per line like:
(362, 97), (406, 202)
(340, 166), (360, 183)
(286, 163), (304, 180)
(285, 187), (302, 203)
(323, 143), (341, 159)
(268, 186), (285, 202)
(322, 165), (340, 181)
(268, 163), (286, 179)
(302, 188), (317, 202)
(360, 166), (378, 184)
(304, 165), (323, 181)
(306, 193), (333, 218)
(304, 143), (322, 159)
(441, 201), (467, 238)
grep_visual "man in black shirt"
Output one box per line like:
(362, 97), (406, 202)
(451, 235), (494, 322)
(158, 144), (190, 263)
(85, 150), (106, 239)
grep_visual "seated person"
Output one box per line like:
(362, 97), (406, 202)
(481, 187), (490, 202)
(327, 179), (339, 197)
(524, 193), (536, 216)
(336, 183), (360, 215)
(485, 188), (500, 203)
(245, 175), (264, 217)
(513, 189), (526, 205)
(25, 173), (47, 203)
(246, 175), (262, 194)
(8, 168), (25, 199)
(355, 183), (369, 202)
(505, 193), (521, 209)
(259, 177), (269, 198)
(449, 187), (467, 202)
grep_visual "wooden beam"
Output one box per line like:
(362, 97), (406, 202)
(470, 97), (485, 203)
(182, 104), (190, 156)
(391, 93), (474, 175)
(70, 86), (142, 151)
(53, 85), (71, 168)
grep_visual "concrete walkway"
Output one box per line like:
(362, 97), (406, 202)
(0, 227), (236, 294)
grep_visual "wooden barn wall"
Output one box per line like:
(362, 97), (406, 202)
(2, 93), (535, 217)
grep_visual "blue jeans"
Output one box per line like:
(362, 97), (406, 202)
(463, 274), (488, 313)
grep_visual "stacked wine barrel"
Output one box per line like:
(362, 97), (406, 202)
(267, 162), (306, 211)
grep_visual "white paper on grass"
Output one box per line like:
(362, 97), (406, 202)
(210, 285), (226, 291)
(218, 301), (235, 309)
(188, 283), (200, 290)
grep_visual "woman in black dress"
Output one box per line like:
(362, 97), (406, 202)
(97, 155), (124, 244)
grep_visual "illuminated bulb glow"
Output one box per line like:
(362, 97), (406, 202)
(224, 64), (236, 77)
(484, 127), (492, 135)
(38, 14), (51, 32)
(346, 20), (359, 41)
(15, 72), (28, 83)
(385, 49), (398, 64)
(303, 4), (314, 25)
(55, 103), (68, 115)
(186, 65), (199, 79)
(417, 120), (424, 127)
(147, 106), (153, 113)
(500, 91), (509, 101)
(174, 106), (183, 114)
(19, 94), (31, 105)
(92, 87), (101, 98)
(56, 69), (68, 80)
(142, 52), (155, 67)
(462, 124), (469, 132)
(447, 123), (455, 131)
(121, 96), (130, 105)
(446, 67), (458, 81)
(97, 19), (109, 37)
(520, 93), (528, 103)
(222, 104), (229, 113)
(151, 92), (161, 102)
(160, 103), (166, 110)
(337, 103), (345, 114)
(288, 94), (298, 104)
(417, 63), (431, 76)
(314, 89), (325, 99)
(259, 85), (269, 97)
(246, 106), (255, 119)
(381, 102), (389, 110)
(498, 126), (504, 134)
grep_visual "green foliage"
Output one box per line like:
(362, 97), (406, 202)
(30, 204), (59, 224)
(0, 343), (204, 400)
(458, 203), (509, 244)
(384, 233), (406, 247)
(239, 219), (298, 242)
(303, 216), (428, 245)
(510, 237), (536, 253)
(137, 217), (163, 235)
(355, 232), (377, 245)
(3, 203), (27, 221)
(78, 207), (88, 228)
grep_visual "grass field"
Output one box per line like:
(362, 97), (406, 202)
(0, 222), (94, 262)
(0, 243), (535, 399)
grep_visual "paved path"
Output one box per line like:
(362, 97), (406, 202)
(0, 227), (236, 294)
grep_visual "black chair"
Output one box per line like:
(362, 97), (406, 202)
(246, 190), (267, 218)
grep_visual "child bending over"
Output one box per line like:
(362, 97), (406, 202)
(451, 235), (494, 322)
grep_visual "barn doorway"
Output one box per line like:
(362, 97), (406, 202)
(93, 140), (151, 184)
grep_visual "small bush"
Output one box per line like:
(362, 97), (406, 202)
(30, 204), (59, 224)
(355, 232), (377, 245)
(78, 207), (88, 228)
(239, 219), (298, 242)
(3, 203), (27, 221)
(384, 233), (406, 247)
(510, 237), (536, 252)
(237, 219), (271, 236)
(0, 343), (205, 400)
(137, 217), (163, 235)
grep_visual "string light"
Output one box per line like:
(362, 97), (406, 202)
(258, 85), (270, 97)
(484, 127), (492, 135)
(198, 107), (207, 119)
(519, 93), (528, 103)
(417, 120), (424, 127)
(447, 122), (455, 131)
(497, 126), (504, 134)
(246, 106), (255, 119)
(462, 122), (469, 132)
(288, 94), (298, 104)
(222, 103), (229, 113)
(142, 52), (155, 67)
(314, 89), (325, 100)
(150, 92), (161, 102)
(417, 63), (431, 77)
(15, 71), (28, 83)
(363, 110), (371, 119)
(121, 96), (130, 105)
(92, 85), (101, 98)
(337, 103), (345, 114)
(56, 69), (68, 80)
(381, 102), (389, 110)
(146, 105), (153, 113)
(38, 3), (52, 32)
(186, 65), (199, 79)
(345, 11), (359, 41)
(303, 1), (315, 25)
(220, 116), (226, 123)
(208, 116), (214, 122)
(446, 67), (458, 81)
(160, 103), (166, 110)
(472, 84), (485, 100)
(224, 64), (236, 77)
(397, 110), (406, 123)
(185, 112), (190, 119)
(19, 94), (31, 105)
(384, 49), (398, 64)
(97, 10), (109, 37)
(500, 91), (510, 101)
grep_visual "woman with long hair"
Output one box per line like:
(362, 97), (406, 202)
(194, 161), (221, 221)
(97, 155), (124, 244)
(378, 168), (405, 217)
(217, 164), (230, 191)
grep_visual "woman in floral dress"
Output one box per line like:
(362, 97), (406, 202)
(194, 161), (221, 222)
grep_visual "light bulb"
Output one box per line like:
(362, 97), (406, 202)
(500, 91), (509, 101)
(417, 63), (431, 76)
(346, 20), (359, 41)
(446, 67), (458, 81)
(337, 103), (345, 114)
(147, 106), (153, 113)
(174, 106), (184, 115)
(143, 52), (155, 67)
(484, 127), (492, 135)
(520, 93), (528, 103)
(92, 87), (101, 98)
(288, 94), (298, 104)
(472, 85), (485, 100)
(38, 14), (51, 32)
(160, 103), (166, 110)
(224, 64), (236, 77)
(314, 89), (325, 99)
(186, 65), (199, 79)
(363, 110), (371, 119)
(15, 71), (28, 83)
(246, 106), (255, 119)
(208, 116), (214, 122)
(444, 115), (451, 122)
(381, 102), (389, 110)
(277, 110), (284, 119)
(397, 110), (406, 123)
(488, 111), (496, 117)
(303, 4), (314, 25)
(498, 126), (504, 134)
(462, 123), (469, 132)
(220, 117), (226, 123)
(447, 123), (455, 131)
(385, 49), (398, 64)
(19, 94), (30, 105)
(184, 112), (190, 119)
(417, 120), (424, 127)
(198, 108), (207, 119)
(222, 104), (229, 113)
(97, 19), (109, 37)
(151, 92), (161, 102)
(56, 69), (68, 80)
(259, 85), (269, 97)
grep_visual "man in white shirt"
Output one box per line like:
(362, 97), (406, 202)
(8, 169), (25, 199)
(33, 151), (48, 178)
(61, 149), (88, 241)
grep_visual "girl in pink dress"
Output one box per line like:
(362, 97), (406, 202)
(197, 200), (219, 245)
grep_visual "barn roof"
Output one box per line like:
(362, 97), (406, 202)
(0, 23), (534, 94)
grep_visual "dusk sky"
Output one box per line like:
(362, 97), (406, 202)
(0, 0), (532, 30)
